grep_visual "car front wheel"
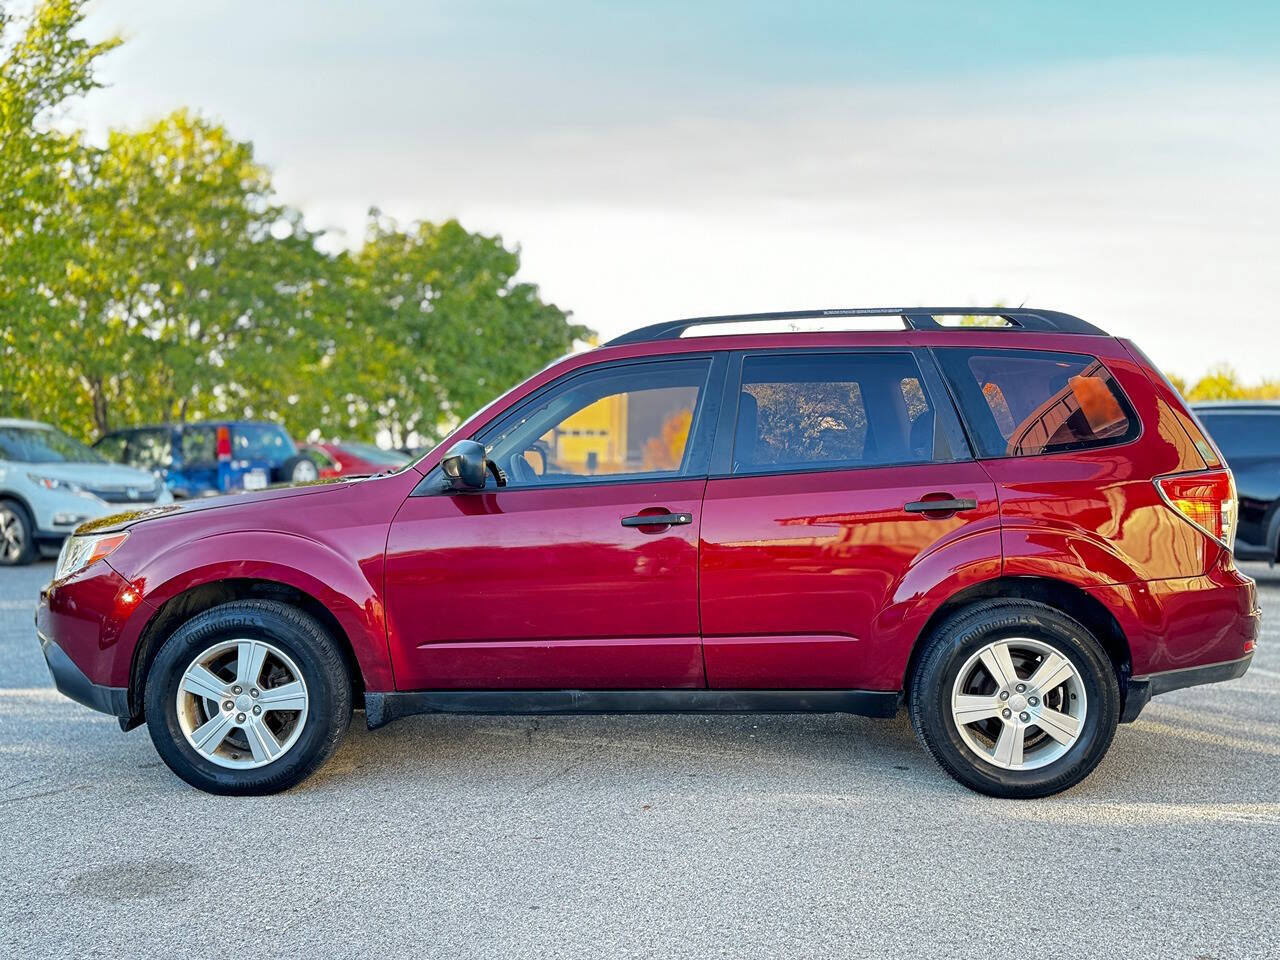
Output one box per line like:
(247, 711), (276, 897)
(908, 599), (1120, 798)
(144, 599), (351, 795)
(0, 499), (36, 566)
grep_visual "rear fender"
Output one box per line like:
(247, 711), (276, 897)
(867, 526), (1003, 689)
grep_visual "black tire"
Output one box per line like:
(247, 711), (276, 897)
(144, 599), (351, 795)
(0, 498), (38, 566)
(908, 599), (1120, 799)
(280, 455), (320, 484)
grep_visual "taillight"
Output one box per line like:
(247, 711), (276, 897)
(216, 426), (232, 461)
(1155, 469), (1237, 550)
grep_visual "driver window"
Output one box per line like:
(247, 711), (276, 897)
(483, 358), (711, 487)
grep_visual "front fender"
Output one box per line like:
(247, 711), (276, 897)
(112, 529), (394, 691)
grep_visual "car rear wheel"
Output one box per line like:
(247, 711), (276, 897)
(0, 499), (37, 566)
(908, 599), (1119, 798)
(281, 455), (320, 484)
(144, 599), (351, 795)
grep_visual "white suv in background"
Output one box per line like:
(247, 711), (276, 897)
(0, 418), (173, 566)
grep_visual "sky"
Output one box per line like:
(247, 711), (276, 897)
(73, 0), (1280, 382)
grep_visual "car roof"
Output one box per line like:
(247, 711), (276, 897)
(606, 306), (1107, 345)
(0, 418), (53, 430)
(101, 420), (281, 434)
(1191, 401), (1280, 412)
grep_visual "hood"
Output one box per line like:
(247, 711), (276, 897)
(21, 460), (161, 490)
(75, 474), (362, 535)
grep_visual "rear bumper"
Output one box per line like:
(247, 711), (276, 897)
(1121, 652), (1254, 723)
(37, 630), (130, 719)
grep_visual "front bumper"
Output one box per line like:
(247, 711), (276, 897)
(37, 630), (130, 720)
(1121, 652), (1254, 723)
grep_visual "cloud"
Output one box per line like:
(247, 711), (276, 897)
(270, 59), (1279, 379)
(74, 0), (1280, 381)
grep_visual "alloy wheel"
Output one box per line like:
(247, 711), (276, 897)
(950, 637), (1087, 771)
(175, 638), (310, 769)
(0, 506), (26, 564)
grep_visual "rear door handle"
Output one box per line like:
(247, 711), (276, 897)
(904, 497), (977, 513)
(621, 512), (693, 527)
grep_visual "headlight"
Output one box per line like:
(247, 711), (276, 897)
(55, 532), (129, 581)
(28, 473), (87, 494)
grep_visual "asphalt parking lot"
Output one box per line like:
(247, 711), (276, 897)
(1, 560), (1277, 959)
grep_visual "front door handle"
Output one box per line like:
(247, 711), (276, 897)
(621, 512), (693, 527)
(904, 497), (978, 514)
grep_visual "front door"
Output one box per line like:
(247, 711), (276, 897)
(699, 349), (999, 690)
(384, 355), (723, 690)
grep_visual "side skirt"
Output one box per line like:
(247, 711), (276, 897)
(364, 688), (901, 730)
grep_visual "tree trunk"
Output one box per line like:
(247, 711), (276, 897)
(89, 376), (108, 436)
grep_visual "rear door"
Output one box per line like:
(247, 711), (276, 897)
(699, 349), (999, 690)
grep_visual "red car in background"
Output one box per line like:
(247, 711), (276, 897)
(36, 308), (1258, 797)
(301, 442), (410, 478)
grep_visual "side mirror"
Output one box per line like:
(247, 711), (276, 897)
(440, 440), (490, 492)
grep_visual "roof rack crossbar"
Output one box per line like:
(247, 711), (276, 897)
(605, 307), (1105, 345)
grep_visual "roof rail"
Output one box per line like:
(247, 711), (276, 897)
(605, 307), (1106, 345)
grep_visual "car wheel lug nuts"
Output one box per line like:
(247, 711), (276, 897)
(1019, 712), (1030, 722)
(252, 706), (261, 715)
(1029, 697), (1039, 706)
(236, 713), (246, 723)
(233, 685), (243, 695)
(1002, 708), (1012, 719)
(999, 691), (1009, 701)
(250, 688), (259, 698)
(1016, 683), (1026, 693)
(223, 700), (234, 711)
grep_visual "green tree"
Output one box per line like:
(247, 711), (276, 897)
(342, 213), (589, 447)
(2, 2), (588, 445)
(1181, 365), (1280, 402)
(13, 110), (338, 435)
(0, 0), (118, 420)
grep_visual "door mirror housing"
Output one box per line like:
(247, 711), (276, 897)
(440, 440), (490, 492)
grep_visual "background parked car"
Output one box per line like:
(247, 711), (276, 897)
(1193, 402), (1280, 563)
(0, 418), (173, 565)
(94, 421), (318, 498)
(302, 441), (411, 477)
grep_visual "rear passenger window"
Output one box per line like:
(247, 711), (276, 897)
(935, 348), (1138, 458)
(732, 352), (949, 473)
(93, 434), (127, 462)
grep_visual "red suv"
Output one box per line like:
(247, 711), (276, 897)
(36, 308), (1259, 797)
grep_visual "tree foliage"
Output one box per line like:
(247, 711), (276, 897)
(1168, 366), (1280, 403)
(2, 0), (586, 446)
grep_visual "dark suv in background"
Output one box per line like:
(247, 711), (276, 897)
(1193, 402), (1280, 564)
(94, 421), (318, 497)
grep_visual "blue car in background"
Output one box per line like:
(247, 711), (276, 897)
(93, 421), (319, 497)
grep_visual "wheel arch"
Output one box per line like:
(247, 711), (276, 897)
(903, 576), (1133, 698)
(0, 490), (37, 523)
(126, 577), (366, 723)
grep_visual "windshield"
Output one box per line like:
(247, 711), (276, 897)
(0, 426), (106, 464)
(341, 442), (411, 467)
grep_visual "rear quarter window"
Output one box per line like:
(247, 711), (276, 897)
(935, 348), (1139, 458)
